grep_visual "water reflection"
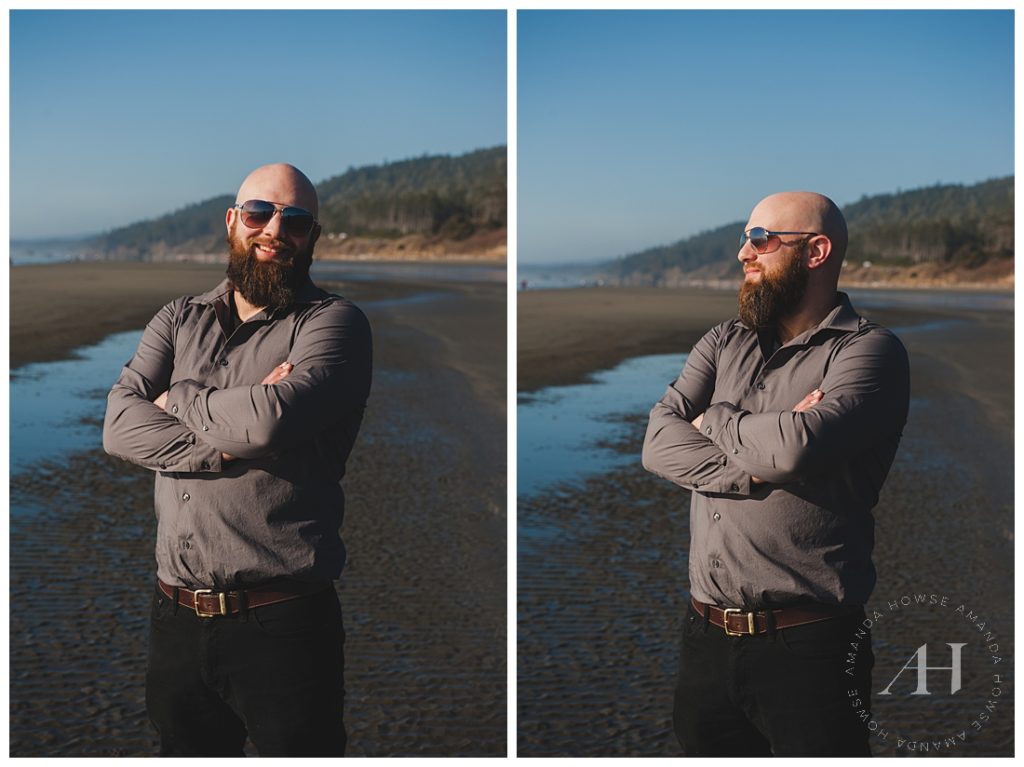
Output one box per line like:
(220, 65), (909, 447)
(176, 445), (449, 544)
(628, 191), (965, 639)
(518, 353), (686, 498)
(10, 330), (142, 478)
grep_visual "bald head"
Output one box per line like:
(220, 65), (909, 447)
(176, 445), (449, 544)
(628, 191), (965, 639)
(235, 163), (319, 218)
(747, 191), (848, 267)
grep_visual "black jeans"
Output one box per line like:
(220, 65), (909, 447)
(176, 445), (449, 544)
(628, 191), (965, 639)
(673, 601), (873, 757)
(145, 582), (347, 757)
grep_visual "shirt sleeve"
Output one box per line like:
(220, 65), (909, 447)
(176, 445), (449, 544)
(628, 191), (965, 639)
(699, 327), (910, 483)
(642, 323), (754, 496)
(102, 299), (223, 473)
(163, 300), (372, 460)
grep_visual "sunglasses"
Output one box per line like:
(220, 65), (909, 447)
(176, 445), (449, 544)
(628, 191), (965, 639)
(740, 227), (820, 255)
(234, 199), (318, 237)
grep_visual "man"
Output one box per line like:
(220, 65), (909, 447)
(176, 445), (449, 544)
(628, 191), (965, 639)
(103, 163), (372, 757)
(642, 192), (909, 757)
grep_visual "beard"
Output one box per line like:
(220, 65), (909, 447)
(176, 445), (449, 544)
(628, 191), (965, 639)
(225, 226), (314, 311)
(738, 243), (810, 329)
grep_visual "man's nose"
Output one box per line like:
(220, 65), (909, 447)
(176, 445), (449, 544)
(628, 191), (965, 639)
(261, 209), (286, 239)
(738, 242), (756, 264)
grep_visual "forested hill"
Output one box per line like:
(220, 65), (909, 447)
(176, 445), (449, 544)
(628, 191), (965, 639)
(87, 146), (507, 259)
(603, 176), (1013, 286)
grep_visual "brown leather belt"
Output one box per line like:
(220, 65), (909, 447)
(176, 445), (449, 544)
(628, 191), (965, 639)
(159, 579), (330, 618)
(691, 596), (849, 636)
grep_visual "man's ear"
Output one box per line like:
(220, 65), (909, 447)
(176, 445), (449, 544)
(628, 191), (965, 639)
(225, 206), (236, 234)
(310, 222), (322, 246)
(806, 236), (833, 270)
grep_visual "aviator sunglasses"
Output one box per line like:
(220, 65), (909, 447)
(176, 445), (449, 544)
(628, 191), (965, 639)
(234, 199), (318, 237)
(740, 227), (820, 255)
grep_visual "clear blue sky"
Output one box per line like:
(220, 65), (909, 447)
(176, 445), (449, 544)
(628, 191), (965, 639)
(519, 10), (1014, 265)
(10, 10), (506, 239)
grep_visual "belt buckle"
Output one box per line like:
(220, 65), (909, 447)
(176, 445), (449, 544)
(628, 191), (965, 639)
(722, 607), (756, 636)
(193, 588), (228, 618)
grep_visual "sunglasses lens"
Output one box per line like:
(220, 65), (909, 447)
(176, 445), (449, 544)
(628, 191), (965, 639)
(239, 201), (315, 236)
(240, 200), (276, 228)
(747, 227), (770, 253)
(281, 208), (315, 236)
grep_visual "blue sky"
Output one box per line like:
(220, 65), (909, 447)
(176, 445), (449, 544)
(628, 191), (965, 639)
(9, 10), (507, 239)
(519, 10), (1015, 265)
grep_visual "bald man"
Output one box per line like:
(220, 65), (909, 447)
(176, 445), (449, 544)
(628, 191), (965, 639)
(642, 192), (909, 756)
(104, 163), (372, 757)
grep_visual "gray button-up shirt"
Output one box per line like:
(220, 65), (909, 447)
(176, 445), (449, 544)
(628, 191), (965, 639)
(642, 293), (909, 609)
(103, 278), (372, 590)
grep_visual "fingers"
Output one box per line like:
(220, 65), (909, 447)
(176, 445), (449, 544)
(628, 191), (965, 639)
(793, 389), (822, 411)
(792, 388), (824, 412)
(260, 362), (293, 385)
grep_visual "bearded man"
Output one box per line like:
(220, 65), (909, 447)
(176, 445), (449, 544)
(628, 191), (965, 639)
(103, 163), (372, 757)
(642, 192), (909, 757)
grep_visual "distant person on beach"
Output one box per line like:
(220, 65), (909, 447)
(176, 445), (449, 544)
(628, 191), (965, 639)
(103, 163), (372, 757)
(642, 192), (909, 757)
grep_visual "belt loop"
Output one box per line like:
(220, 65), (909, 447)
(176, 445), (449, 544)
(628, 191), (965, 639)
(172, 586), (180, 616)
(238, 588), (249, 622)
(764, 596), (777, 640)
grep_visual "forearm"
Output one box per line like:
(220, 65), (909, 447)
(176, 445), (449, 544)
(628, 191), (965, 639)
(103, 381), (223, 473)
(162, 303), (372, 457)
(642, 401), (753, 495)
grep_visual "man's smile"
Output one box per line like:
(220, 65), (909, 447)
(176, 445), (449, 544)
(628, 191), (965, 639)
(254, 242), (290, 260)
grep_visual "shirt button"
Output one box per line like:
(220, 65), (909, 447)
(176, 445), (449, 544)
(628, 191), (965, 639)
(756, 382), (766, 390)
(712, 559), (721, 568)
(731, 483), (739, 491)
(159, 463), (167, 470)
(713, 512), (721, 521)
(182, 541), (191, 550)
(171, 404), (178, 414)
(202, 425), (209, 431)
(182, 493), (190, 502)
(732, 448), (738, 454)
(705, 426), (712, 435)
(219, 358), (228, 366)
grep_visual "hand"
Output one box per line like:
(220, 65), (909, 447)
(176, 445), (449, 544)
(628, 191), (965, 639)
(154, 391), (168, 410)
(261, 362), (293, 385)
(222, 452), (235, 463)
(691, 412), (704, 431)
(793, 388), (824, 412)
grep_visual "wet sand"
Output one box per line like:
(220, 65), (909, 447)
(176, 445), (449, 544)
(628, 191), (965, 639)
(9, 262), (506, 757)
(517, 287), (1013, 756)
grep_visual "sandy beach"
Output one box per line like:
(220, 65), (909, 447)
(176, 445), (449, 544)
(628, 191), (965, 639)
(517, 286), (1013, 756)
(9, 261), (506, 757)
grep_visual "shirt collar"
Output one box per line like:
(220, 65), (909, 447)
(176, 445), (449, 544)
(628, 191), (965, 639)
(819, 292), (861, 333)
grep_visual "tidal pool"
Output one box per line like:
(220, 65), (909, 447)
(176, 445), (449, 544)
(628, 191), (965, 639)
(517, 352), (687, 499)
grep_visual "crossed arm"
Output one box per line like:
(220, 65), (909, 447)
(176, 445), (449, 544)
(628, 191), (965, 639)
(689, 388), (823, 484)
(103, 298), (372, 473)
(151, 361), (294, 463)
(641, 323), (909, 495)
